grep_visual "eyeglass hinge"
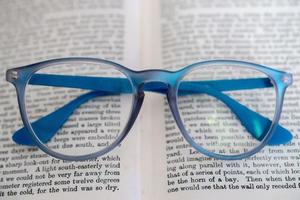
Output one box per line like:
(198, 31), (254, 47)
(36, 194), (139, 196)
(6, 70), (19, 82)
(281, 73), (293, 86)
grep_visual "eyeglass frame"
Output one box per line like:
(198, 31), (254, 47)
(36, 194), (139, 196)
(6, 57), (293, 161)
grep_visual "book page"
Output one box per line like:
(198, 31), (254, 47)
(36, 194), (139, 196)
(0, 0), (141, 199)
(146, 0), (300, 200)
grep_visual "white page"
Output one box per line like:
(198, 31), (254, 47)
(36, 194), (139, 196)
(0, 0), (141, 200)
(145, 0), (300, 200)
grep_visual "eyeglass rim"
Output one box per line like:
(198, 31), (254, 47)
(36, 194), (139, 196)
(9, 58), (139, 161)
(171, 60), (288, 160)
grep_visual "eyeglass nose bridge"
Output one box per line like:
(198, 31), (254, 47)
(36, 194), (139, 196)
(131, 69), (180, 94)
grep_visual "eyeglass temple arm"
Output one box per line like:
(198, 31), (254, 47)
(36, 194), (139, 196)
(179, 83), (292, 145)
(12, 74), (292, 146)
(13, 91), (112, 146)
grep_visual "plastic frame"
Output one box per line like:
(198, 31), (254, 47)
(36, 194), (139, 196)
(6, 57), (293, 161)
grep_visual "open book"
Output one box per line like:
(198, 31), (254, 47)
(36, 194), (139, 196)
(1, 0), (300, 199)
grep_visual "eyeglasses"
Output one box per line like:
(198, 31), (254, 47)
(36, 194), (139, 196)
(6, 57), (293, 161)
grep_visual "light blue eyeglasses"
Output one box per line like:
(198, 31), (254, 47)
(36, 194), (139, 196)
(6, 57), (293, 161)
